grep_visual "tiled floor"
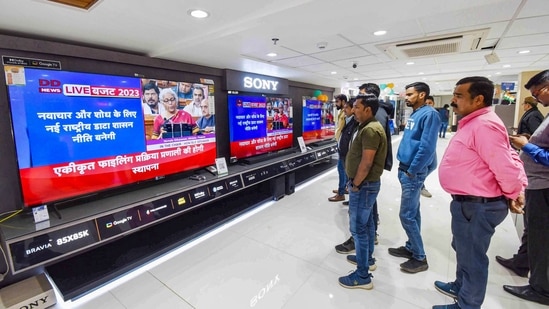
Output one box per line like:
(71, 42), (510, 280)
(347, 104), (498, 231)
(51, 135), (544, 308)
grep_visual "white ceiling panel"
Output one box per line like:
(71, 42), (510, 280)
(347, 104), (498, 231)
(271, 55), (324, 68)
(0, 0), (548, 94)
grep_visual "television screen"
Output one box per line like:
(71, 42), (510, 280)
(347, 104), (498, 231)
(302, 98), (335, 144)
(228, 94), (293, 160)
(5, 67), (216, 207)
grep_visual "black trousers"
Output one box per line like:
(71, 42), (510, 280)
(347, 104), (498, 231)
(511, 199), (529, 270)
(527, 188), (549, 295)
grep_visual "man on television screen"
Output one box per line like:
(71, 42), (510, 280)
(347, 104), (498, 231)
(266, 101), (275, 117)
(152, 88), (198, 139)
(178, 82), (193, 101)
(197, 99), (215, 133)
(184, 85), (206, 117)
(142, 81), (165, 115)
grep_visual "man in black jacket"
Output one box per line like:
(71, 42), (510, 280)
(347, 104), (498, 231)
(338, 99), (359, 177)
(517, 96), (544, 136)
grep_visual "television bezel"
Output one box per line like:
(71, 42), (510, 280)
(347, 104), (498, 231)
(4, 68), (217, 208)
(301, 97), (335, 145)
(227, 93), (293, 161)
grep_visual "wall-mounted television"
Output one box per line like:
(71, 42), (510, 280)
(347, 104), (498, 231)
(5, 67), (216, 207)
(228, 94), (293, 161)
(302, 98), (335, 144)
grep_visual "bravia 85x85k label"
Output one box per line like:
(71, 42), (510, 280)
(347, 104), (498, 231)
(9, 220), (99, 272)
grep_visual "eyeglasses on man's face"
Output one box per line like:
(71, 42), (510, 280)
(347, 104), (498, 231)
(531, 84), (549, 100)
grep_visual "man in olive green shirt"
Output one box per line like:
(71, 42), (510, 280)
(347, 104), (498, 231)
(338, 94), (387, 290)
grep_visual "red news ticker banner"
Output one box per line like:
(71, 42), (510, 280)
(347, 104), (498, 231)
(230, 133), (293, 160)
(19, 141), (216, 207)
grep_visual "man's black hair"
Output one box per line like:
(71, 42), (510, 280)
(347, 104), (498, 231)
(335, 94), (348, 102)
(356, 93), (379, 115)
(359, 83), (380, 98)
(456, 76), (494, 106)
(143, 81), (160, 94)
(524, 70), (549, 89)
(405, 82), (430, 97)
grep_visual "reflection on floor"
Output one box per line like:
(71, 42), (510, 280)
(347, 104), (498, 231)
(51, 135), (544, 309)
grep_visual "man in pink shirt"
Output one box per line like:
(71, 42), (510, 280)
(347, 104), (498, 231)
(433, 76), (527, 309)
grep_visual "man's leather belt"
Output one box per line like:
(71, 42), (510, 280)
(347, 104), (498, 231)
(452, 195), (507, 203)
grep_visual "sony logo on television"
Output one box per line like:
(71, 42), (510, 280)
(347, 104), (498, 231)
(19, 295), (51, 309)
(243, 77), (279, 91)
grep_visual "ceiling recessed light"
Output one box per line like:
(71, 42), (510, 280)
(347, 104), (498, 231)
(373, 30), (387, 36)
(518, 50), (530, 54)
(495, 72), (502, 75)
(406, 62), (415, 65)
(330, 71), (337, 75)
(266, 52), (277, 57)
(188, 9), (209, 18)
(418, 72), (424, 75)
(503, 64), (511, 68)
(353, 78), (358, 81)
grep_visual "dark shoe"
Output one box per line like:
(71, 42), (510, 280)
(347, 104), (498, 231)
(503, 285), (549, 306)
(432, 303), (460, 309)
(388, 246), (413, 259)
(434, 281), (458, 299)
(400, 258), (428, 273)
(338, 270), (373, 290)
(346, 255), (377, 271)
(332, 189), (349, 194)
(335, 236), (355, 254)
(374, 233), (379, 245)
(342, 201), (349, 206)
(328, 194), (345, 202)
(495, 255), (529, 277)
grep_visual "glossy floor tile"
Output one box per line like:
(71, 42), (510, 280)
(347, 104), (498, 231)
(53, 135), (545, 309)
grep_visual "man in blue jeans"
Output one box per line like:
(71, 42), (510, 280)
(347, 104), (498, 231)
(388, 82), (440, 273)
(439, 104), (450, 138)
(338, 94), (387, 289)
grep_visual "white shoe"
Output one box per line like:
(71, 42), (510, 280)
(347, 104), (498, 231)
(421, 188), (432, 198)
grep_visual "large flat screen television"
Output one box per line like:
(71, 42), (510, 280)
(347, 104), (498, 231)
(5, 67), (216, 207)
(302, 98), (335, 144)
(228, 94), (293, 160)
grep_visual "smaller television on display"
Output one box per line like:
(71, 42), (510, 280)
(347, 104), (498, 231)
(4, 67), (217, 208)
(228, 94), (293, 160)
(302, 97), (335, 144)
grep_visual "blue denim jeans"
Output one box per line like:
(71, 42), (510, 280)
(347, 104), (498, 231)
(440, 122), (448, 137)
(337, 158), (347, 195)
(348, 180), (380, 278)
(398, 169), (428, 260)
(450, 199), (508, 309)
